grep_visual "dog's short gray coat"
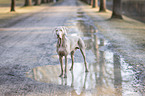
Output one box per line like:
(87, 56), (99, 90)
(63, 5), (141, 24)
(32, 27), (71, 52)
(55, 26), (89, 78)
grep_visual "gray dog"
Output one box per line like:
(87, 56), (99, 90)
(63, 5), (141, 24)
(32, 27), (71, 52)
(55, 26), (89, 78)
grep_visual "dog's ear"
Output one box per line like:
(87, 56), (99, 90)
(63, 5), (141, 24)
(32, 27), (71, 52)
(53, 27), (58, 38)
(62, 26), (68, 36)
(53, 28), (57, 34)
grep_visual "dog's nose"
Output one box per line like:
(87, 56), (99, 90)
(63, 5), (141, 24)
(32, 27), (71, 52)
(57, 34), (59, 37)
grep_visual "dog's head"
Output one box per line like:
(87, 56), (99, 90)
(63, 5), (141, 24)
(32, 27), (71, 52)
(54, 26), (68, 39)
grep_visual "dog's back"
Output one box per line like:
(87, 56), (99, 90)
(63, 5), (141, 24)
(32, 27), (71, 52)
(68, 36), (85, 51)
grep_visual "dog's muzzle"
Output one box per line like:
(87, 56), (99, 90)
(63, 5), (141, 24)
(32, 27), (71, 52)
(56, 33), (60, 38)
(57, 34), (60, 38)
(57, 33), (62, 39)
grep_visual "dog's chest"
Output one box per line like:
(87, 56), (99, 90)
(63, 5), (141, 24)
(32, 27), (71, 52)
(57, 46), (68, 56)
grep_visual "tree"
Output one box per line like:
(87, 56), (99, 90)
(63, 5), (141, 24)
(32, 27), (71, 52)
(34, 0), (41, 5)
(46, 0), (50, 3)
(99, 0), (106, 12)
(41, 0), (47, 3)
(11, 0), (16, 11)
(88, 0), (91, 5)
(92, 0), (98, 8)
(24, 0), (32, 6)
(111, 0), (123, 19)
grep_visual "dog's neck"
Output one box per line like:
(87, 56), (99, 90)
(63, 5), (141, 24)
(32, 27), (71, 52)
(58, 35), (66, 47)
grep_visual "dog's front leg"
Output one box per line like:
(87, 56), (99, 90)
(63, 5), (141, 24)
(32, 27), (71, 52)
(59, 56), (63, 77)
(64, 56), (67, 78)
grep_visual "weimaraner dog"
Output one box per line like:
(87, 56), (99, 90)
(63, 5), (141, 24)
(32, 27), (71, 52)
(55, 26), (89, 78)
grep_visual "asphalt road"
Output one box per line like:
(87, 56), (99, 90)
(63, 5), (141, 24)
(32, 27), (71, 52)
(0, 0), (77, 95)
(0, 0), (144, 96)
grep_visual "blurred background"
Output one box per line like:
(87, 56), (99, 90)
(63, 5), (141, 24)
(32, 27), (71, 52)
(107, 0), (145, 23)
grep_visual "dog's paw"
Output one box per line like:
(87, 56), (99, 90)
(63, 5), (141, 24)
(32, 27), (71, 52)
(85, 69), (89, 72)
(59, 74), (63, 77)
(69, 68), (73, 71)
(64, 74), (67, 78)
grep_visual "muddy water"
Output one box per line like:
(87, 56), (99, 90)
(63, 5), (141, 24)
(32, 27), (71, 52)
(26, 10), (143, 96)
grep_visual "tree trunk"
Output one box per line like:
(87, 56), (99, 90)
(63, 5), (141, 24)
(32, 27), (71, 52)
(24, 0), (32, 6)
(34, 0), (41, 5)
(111, 0), (123, 19)
(92, 0), (98, 8)
(88, 0), (91, 5)
(41, 0), (47, 3)
(46, 0), (50, 3)
(99, 0), (106, 12)
(82, 0), (87, 4)
(11, 0), (15, 11)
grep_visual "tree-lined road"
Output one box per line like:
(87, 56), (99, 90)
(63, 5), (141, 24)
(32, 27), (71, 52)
(0, 0), (144, 96)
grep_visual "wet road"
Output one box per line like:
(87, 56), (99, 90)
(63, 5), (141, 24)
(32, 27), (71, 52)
(0, 0), (144, 96)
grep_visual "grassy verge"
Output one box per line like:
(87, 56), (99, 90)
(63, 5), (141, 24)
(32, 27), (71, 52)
(0, 0), (24, 7)
(0, 0), (52, 27)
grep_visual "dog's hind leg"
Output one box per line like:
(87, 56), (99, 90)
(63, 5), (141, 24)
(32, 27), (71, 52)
(70, 51), (75, 71)
(80, 48), (89, 72)
(64, 56), (68, 78)
(78, 38), (89, 72)
(59, 56), (63, 77)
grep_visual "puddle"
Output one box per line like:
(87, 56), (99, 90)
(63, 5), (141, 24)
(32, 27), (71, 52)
(26, 10), (144, 96)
